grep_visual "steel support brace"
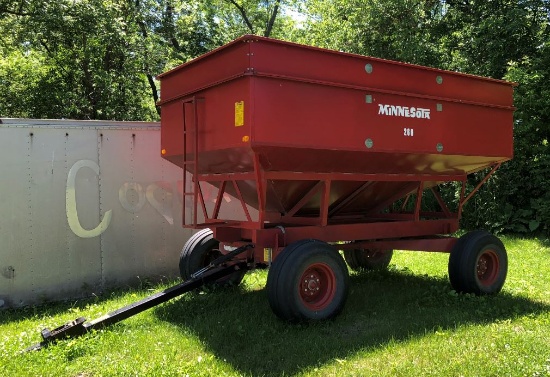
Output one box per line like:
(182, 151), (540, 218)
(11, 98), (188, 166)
(212, 181), (227, 219)
(430, 187), (452, 218)
(320, 180), (331, 226)
(344, 237), (458, 253)
(233, 180), (252, 222)
(458, 163), (501, 217)
(249, 218), (459, 249)
(198, 182), (208, 222)
(365, 182), (420, 216)
(286, 181), (324, 218)
(414, 182), (424, 221)
(253, 154), (267, 227)
(329, 181), (373, 217)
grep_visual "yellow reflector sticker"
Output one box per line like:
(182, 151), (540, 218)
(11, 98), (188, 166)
(235, 101), (244, 127)
(263, 248), (272, 262)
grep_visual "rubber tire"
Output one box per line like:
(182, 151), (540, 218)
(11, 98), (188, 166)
(343, 249), (393, 271)
(179, 228), (246, 286)
(266, 239), (349, 322)
(448, 230), (508, 295)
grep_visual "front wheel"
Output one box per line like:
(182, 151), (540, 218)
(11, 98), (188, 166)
(179, 229), (246, 286)
(448, 230), (507, 295)
(266, 239), (349, 322)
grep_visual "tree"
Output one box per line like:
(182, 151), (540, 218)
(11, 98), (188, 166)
(1, 1), (159, 120)
(436, 0), (550, 235)
(300, 0), (444, 66)
(2, 0), (549, 235)
(222, 0), (282, 37)
(0, 0), (294, 120)
(436, 0), (549, 78)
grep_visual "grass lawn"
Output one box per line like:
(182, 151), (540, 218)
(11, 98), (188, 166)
(1, 237), (549, 376)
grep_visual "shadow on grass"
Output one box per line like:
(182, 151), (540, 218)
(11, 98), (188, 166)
(0, 281), (159, 326)
(3, 267), (548, 374)
(153, 269), (550, 376)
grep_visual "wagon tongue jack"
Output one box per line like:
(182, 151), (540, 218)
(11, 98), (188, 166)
(23, 244), (253, 353)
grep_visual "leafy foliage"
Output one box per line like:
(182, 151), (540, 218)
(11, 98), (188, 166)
(442, 1), (550, 235)
(0, 0), (294, 120)
(0, 0), (549, 234)
(1, 1), (157, 120)
(300, 0), (444, 66)
(436, 0), (546, 78)
(501, 45), (550, 235)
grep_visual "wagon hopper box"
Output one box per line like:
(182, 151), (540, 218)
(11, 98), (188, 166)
(158, 35), (515, 321)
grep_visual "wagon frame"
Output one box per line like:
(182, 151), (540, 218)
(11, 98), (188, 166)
(179, 94), (502, 259)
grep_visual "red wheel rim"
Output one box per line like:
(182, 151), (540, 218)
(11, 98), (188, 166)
(299, 263), (337, 311)
(476, 249), (499, 286)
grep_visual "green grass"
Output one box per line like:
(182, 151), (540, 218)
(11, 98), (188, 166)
(1, 237), (549, 376)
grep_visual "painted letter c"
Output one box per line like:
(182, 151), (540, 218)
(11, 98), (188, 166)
(66, 160), (112, 238)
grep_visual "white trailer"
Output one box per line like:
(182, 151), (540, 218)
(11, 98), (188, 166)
(0, 118), (194, 308)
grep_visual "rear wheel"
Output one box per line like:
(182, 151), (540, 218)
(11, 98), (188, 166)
(448, 230), (507, 295)
(179, 229), (246, 286)
(266, 240), (349, 322)
(343, 248), (393, 271)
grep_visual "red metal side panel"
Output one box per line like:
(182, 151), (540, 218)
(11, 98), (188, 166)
(160, 34), (514, 176)
(158, 39), (251, 103)
(160, 101), (184, 166)
(248, 36), (513, 108)
(161, 77), (254, 173)
(251, 78), (362, 150)
(156, 35), (516, 243)
(250, 76), (513, 175)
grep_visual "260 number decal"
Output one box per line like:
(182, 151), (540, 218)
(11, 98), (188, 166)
(404, 128), (414, 137)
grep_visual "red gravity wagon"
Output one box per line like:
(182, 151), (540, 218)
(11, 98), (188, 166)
(157, 35), (515, 322)
(24, 35), (517, 352)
